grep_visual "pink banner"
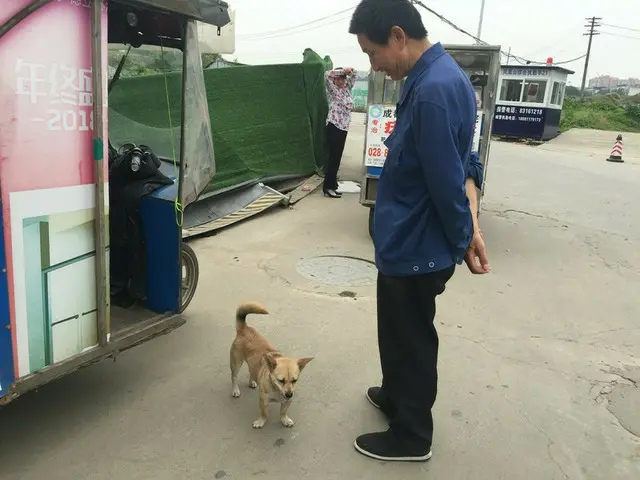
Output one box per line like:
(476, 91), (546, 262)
(0, 0), (108, 191)
(0, 0), (108, 378)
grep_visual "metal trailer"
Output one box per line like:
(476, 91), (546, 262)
(0, 0), (230, 405)
(359, 44), (502, 239)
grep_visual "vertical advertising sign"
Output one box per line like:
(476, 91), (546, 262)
(0, 0), (108, 380)
(364, 104), (396, 167)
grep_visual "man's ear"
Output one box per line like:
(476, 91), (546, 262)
(264, 353), (278, 371)
(297, 357), (314, 371)
(389, 26), (407, 47)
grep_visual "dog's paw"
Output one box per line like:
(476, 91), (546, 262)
(252, 418), (266, 429)
(249, 380), (257, 389)
(232, 387), (241, 398)
(280, 416), (295, 428)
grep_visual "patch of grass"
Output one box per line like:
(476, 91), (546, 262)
(560, 96), (640, 133)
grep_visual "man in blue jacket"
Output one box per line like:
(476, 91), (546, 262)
(348, 0), (491, 462)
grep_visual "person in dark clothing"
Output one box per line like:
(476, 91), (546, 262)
(323, 67), (357, 198)
(348, 0), (491, 462)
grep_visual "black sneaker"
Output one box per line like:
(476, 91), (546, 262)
(366, 387), (396, 418)
(366, 386), (383, 409)
(354, 430), (432, 462)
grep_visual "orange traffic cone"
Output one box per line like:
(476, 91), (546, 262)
(606, 134), (624, 163)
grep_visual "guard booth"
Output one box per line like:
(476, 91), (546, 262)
(359, 44), (502, 238)
(492, 63), (574, 141)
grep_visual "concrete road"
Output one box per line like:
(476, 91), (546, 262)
(537, 128), (640, 165)
(1, 118), (639, 480)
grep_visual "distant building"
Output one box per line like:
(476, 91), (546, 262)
(205, 57), (244, 69)
(588, 75), (640, 88)
(589, 75), (619, 88)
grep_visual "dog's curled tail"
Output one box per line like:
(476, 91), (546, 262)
(236, 301), (269, 331)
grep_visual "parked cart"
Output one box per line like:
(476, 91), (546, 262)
(0, 0), (232, 405)
(359, 44), (502, 239)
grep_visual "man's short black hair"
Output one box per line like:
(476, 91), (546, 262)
(349, 0), (428, 46)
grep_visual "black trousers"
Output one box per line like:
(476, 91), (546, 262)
(324, 122), (348, 191)
(376, 266), (455, 450)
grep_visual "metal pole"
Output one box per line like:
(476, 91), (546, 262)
(506, 46), (511, 65)
(91, 0), (108, 347)
(476, 0), (486, 42)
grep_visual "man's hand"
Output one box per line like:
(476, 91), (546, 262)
(463, 177), (490, 274)
(464, 229), (491, 274)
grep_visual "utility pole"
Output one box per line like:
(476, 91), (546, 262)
(476, 0), (486, 43)
(581, 16), (601, 98)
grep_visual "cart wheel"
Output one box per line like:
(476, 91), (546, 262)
(368, 207), (375, 240)
(180, 243), (199, 312)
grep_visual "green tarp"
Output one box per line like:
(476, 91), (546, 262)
(108, 60), (329, 195)
(302, 48), (333, 72)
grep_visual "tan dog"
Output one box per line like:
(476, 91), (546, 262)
(230, 302), (314, 429)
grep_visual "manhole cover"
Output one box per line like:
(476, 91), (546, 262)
(295, 255), (377, 287)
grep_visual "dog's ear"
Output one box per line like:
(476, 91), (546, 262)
(297, 357), (314, 371)
(263, 353), (278, 371)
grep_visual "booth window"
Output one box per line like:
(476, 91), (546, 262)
(522, 80), (547, 103)
(500, 79), (523, 102)
(550, 81), (566, 105)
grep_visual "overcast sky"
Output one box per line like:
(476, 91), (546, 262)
(228, 0), (640, 84)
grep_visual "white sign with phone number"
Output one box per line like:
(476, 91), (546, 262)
(364, 104), (396, 167)
(366, 104), (483, 166)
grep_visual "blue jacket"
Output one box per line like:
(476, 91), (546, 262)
(468, 151), (484, 189)
(373, 42), (478, 276)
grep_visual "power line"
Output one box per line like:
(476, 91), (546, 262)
(520, 32), (585, 60)
(237, 2), (587, 68)
(410, 0), (585, 66)
(237, 6), (356, 40)
(503, 53), (585, 66)
(601, 23), (640, 33)
(238, 14), (353, 42)
(580, 16), (601, 97)
(601, 31), (640, 41)
(541, 53), (587, 66)
(411, 0), (482, 45)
